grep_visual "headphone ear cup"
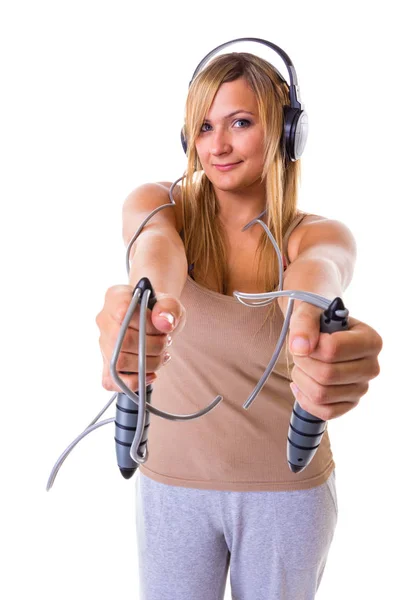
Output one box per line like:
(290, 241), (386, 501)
(180, 128), (188, 155)
(283, 107), (308, 161)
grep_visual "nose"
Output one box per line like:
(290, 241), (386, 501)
(210, 127), (232, 156)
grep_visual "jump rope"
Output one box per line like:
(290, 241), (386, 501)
(47, 38), (349, 491)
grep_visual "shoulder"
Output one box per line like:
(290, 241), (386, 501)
(285, 212), (328, 264)
(286, 212), (356, 264)
(156, 181), (184, 232)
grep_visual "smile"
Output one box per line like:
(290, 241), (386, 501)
(213, 162), (242, 171)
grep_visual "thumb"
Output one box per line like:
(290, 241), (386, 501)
(289, 302), (322, 356)
(151, 293), (185, 334)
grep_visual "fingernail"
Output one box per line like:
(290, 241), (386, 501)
(146, 375), (156, 384)
(166, 335), (173, 347)
(163, 352), (171, 365)
(159, 312), (175, 328)
(290, 382), (299, 397)
(291, 336), (310, 356)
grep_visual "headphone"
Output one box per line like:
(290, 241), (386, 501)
(180, 37), (308, 162)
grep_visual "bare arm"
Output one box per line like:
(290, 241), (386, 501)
(128, 231), (188, 299)
(96, 183), (188, 393)
(278, 219), (357, 316)
(122, 182), (188, 298)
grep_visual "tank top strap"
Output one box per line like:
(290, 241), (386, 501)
(282, 212), (310, 267)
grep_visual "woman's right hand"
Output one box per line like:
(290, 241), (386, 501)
(95, 284), (186, 393)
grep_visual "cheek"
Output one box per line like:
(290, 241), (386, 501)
(194, 143), (205, 164)
(246, 140), (266, 170)
(244, 132), (265, 154)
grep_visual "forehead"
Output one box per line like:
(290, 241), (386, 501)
(206, 77), (258, 118)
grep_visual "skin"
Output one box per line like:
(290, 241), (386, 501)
(194, 77), (383, 420)
(288, 305), (382, 421)
(97, 77), (383, 418)
(195, 77), (267, 232)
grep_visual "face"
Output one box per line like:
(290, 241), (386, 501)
(194, 77), (266, 194)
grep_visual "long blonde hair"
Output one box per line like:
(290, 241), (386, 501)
(180, 52), (301, 319)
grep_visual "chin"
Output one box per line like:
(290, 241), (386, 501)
(209, 174), (259, 193)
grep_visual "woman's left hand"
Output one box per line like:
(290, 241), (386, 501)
(288, 303), (383, 420)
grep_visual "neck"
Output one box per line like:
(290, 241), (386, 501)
(215, 182), (267, 232)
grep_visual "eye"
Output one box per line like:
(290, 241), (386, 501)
(200, 122), (212, 133)
(233, 119), (251, 128)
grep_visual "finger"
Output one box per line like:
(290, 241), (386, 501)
(104, 285), (134, 323)
(104, 287), (161, 335)
(306, 317), (382, 362)
(109, 323), (168, 356)
(291, 363), (370, 405)
(151, 293), (187, 335)
(289, 303), (322, 355)
(102, 340), (167, 374)
(98, 323), (167, 365)
(292, 391), (360, 421)
(114, 300), (162, 335)
(291, 355), (381, 386)
(102, 365), (157, 393)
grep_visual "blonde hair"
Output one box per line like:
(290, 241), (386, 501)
(180, 52), (302, 325)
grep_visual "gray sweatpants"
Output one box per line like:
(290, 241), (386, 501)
(135, 470), (338, 600)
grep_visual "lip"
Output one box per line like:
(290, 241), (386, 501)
(213, 161), (242, 171)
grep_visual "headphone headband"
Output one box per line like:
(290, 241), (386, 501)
(189, 37), (303, 110)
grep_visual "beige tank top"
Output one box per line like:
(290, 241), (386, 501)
(139, 213), (335, 491)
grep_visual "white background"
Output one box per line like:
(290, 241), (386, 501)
(1, 1), (398, 598)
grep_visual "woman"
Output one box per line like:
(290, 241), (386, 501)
(96, 52), (382, 599)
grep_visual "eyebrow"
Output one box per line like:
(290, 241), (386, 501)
(204, 110), (255, 121)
